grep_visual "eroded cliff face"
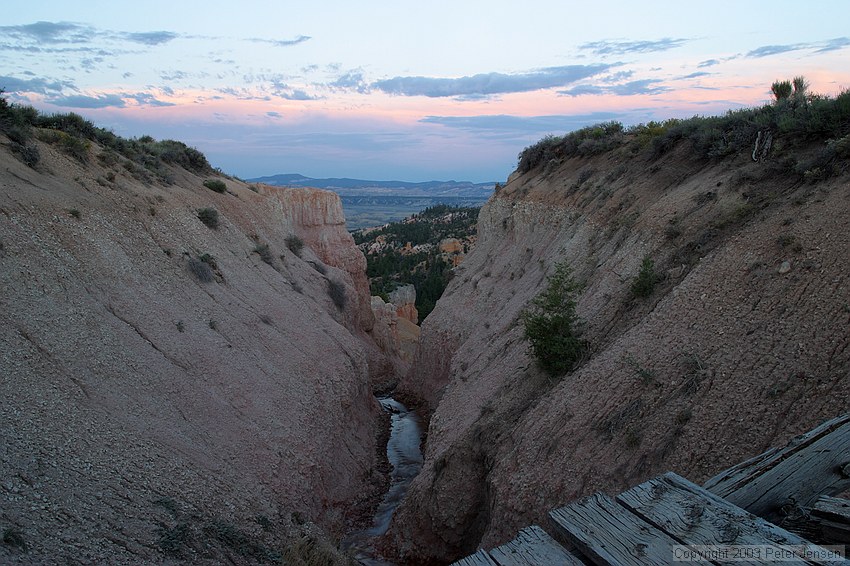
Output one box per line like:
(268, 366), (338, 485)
(370, 286), (422, 391)
(388, 143), (850, 562)
(0, 137), (383, 562)
(261, 185), (374, 332)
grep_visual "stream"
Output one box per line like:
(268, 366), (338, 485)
(342, 396), (423, 565)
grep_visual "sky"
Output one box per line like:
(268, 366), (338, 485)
(2, 1), (850, 183)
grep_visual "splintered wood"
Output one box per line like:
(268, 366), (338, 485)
(549, 492), (684, 566)
(451, 414), (850, 565)
(704, 414), (850, 522)
(488, 525), (585, 566)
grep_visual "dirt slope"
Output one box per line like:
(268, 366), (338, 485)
(0, 136), (385, 563)
(387, 139), (850, 563)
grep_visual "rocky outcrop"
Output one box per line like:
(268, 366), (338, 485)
(388, 143), (850, 562)
(369, 293), (421, 391)
(261, 186), (374, 332)
(438, 238), (463, 254)
(439, 237), (469, 267)
(389, 284), (418, 325)
(259, 185), (401, 388)
(0, 136), (383, 563)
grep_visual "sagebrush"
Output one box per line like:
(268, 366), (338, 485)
(0, 90), (210, 179)
(327, 279), (347, 309)
(203, 179), (227, 193)
(197, 208), (219, 229)
(516, 78), (850, 180)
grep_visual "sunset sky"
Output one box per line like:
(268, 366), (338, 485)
(3, 0), (849, 182)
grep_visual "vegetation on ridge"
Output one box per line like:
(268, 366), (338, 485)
(517, 78), (850, 180)
(0, 90), (212, 182)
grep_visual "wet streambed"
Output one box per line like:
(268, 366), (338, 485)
(343, 396), (423, 565)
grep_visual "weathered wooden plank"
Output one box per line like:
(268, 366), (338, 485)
(549, 492), (688, 566)
(618, 472), (842, 565)
(814, 497), (850, 521)
(704, 414), (850, 522)
(813, 496), (850, 544)
(488, 525), (586, 566)
(451, 549), (500, 566)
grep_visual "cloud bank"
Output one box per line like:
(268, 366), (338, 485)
(372, 64), (617, 98)
(579, 37), (689, 55)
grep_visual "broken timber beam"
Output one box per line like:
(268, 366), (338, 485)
(813, 496), (850, 544)
(450, 526), (585, 566)
(704, 414), (850, 524)
(488, 525), (586, 566)
(549, 492), (685, 565)
(618, 472), (841, 565)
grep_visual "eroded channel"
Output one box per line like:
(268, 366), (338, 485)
(343, 396), (423, 565)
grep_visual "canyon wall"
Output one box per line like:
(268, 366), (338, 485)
(370, 286), (421, 391)
(389, 142), (850, 562)
(0, 137), (384, 563)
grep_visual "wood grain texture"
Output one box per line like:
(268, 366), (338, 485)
(618, 472), (841, 565)
(813, 496), (850, 544)
(549, 492), (684, 566)
(451, 549), (500, 566)
(704, 414), (850, 521)
(488, 525), (585, 566)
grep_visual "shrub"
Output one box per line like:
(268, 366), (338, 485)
(202, 520), (278, 560)
(521, 260), (585, 376)
(3, 527), (27, 551)
(0, 91), (205, 180)
(631, 256), (658, 298)
(574, 168), (594, 188)
(156, 522), (190, 556)
(327, 279), (347, 309)
(188, 256), (214, 282)
(203, 179), (227, 193)
(35, 112), (96, 138)
(60, 133), (90, 162)
(792, 76), (809, 105)
(674, 408), (693, 427)
(199, 253), (218, 270)
(14, 143), (40, 167)
(771, 80), (792, 102)
(197, 208), (219, 229)
(157, 139), (211, 173)
(285, 234), (304, 256)
(516, 122), (626, 173)
(254, 243), (274, 265)
(97, 150), (120, 167)
(517, 134), (561, 173)
(626, 120), (668, 149)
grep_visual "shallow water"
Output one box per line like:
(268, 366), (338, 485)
(342, 396), (423, 565)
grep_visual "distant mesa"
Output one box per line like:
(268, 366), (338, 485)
(248, 173), (496, 230)
(247, 173), (496, 198)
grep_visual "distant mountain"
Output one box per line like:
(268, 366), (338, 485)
(248, 173), (496, 229)
(247, 173), (496, 198)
